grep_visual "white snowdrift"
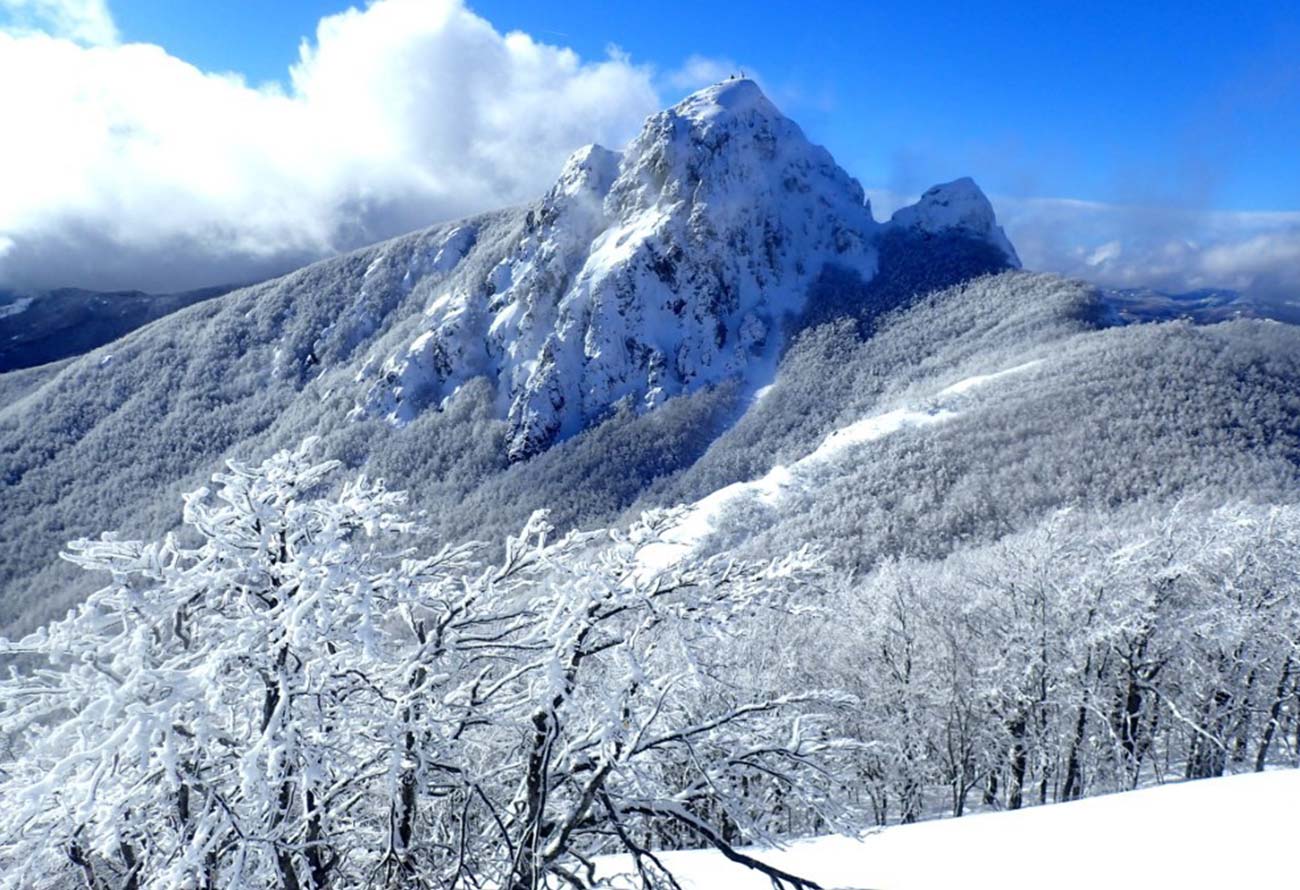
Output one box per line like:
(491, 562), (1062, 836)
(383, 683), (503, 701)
(599, 770), (1300, 889)
(639, 359), (1043, 572)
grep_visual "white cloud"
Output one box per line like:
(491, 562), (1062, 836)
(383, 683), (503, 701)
(870, 187), (1300, 299)
(1085, 240), (1121, 267)
(999, 197), (1300, 299)
(0, 0), (660, 292)
(3, 2), (1296, 303)
(665, 54), (740, 90)
(0, 0), (115, 45)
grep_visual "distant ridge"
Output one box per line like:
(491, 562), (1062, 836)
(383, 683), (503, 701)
(4, 78), (1295, 646)
(0, 284), (235, 372)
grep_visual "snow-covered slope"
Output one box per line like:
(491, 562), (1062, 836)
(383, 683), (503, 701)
(352, 80), (1008, 459)
(597, 770), (1300, 889)
(10, 77), (1293, 641)
(638, 357), (1044, 572)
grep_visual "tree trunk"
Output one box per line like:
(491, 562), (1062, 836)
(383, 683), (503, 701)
(1062, 697), (1090, 801)
(304, 789), (329, 889)
(1255, 653), (1293, 772)
(119, 838), (140, 890)
(1230, 667), (1258, 767)
(1005, 713), (1028, 810)
(1187, 689), (1231, 780)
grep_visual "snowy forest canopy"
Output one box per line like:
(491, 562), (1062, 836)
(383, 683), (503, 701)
(0, 443), (854, 890)
(2, 68), (1298, 890)
(1, 443), (1297, 889)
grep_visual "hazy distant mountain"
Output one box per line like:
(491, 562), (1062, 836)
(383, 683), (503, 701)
(1, 80), (1297, 638)
(0, 284), (235, 372)
(1097, 285), (1300, 326)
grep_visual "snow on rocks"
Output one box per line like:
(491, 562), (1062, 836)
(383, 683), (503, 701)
(888, 176), (1021, 267)
(356, 79), (881, 458)
(354, 80), (1022, 461)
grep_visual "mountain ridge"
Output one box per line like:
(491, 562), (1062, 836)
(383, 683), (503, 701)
(0, 284), (235, 373)
(3, 79), (1295, 641)
(350, 79), (1014, 459)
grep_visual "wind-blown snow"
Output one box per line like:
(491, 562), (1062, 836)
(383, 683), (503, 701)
(0, 296), (32, 319)
(596, 770), (1299, 889)
(638, 359), (1043, 572)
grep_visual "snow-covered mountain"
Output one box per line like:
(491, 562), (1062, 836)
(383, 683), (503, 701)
(2, 79), (1298, 642)
(889, 176), (1020, 267)
(5, 77), (1300, 890)
(352, 79), (1007, 459)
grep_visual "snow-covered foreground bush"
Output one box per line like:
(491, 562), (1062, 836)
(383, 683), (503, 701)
(3, 438), (1298, 888)
(0, 441), (855, 890)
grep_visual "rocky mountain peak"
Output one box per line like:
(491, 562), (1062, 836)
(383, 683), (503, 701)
(354, 82), (1018, 460)
(888, 177), (1020, 267)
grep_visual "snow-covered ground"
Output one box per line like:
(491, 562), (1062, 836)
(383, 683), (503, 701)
(0, 296), (33, 319)
(598, 770), (1299, 889)
(639, 359), (1043, 572)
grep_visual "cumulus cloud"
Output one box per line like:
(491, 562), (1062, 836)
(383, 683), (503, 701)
(999, 198), (1300, 300)
(869, 188), (1300, 300)
(4, 2), (1296, 302)
(0, 0), (660, 292)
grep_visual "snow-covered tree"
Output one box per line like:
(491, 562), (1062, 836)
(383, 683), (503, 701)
(0, 441), (855, 890)
(816, 502), (1300, 825)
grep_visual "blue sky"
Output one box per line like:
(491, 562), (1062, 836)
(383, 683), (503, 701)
(1, 0), (1298, 295)
(107, 0), (1300, 212)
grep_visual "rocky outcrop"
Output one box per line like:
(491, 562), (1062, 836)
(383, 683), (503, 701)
(355, 80), (1018, 460)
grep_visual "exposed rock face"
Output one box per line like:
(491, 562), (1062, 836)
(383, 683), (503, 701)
(355, 80), (1017, 460)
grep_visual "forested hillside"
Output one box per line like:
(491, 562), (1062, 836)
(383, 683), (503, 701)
(0, 159), (1019, 635)
(1, 76), (1298, 890)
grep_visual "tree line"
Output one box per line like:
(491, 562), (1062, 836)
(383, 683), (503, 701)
(1, 445), (1298, 887)
(794, 503), (1300, 825)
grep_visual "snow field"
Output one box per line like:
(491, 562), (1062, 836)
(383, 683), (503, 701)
(597, 770), (1300, 889)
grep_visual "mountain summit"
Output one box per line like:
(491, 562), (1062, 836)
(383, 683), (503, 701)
(0, 80), (1045, 633)
(888, 177), (1020, 267)
(355, 79), (1014, 459)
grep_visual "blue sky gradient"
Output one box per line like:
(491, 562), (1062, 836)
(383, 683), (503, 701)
(108, 0), (1300, 212)
(2, 0), (1297, 295)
